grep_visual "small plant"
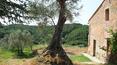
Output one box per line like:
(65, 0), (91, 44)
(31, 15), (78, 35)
(108, 30), (117, 64)
(110, 30), (117, 54)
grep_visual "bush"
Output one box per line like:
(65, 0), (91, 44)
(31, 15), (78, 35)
(108, 30), (117, 64)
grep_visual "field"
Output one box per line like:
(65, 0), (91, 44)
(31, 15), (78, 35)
(0, 44), (113, 65)
(0, 45), (113, 65)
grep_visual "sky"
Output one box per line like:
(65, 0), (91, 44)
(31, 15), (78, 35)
(73, 0), (103, 25)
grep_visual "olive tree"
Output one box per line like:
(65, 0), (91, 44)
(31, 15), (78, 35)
(28, 0), (81, 65)
(0, 30), (33, 56)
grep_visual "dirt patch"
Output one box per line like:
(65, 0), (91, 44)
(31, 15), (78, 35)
(22, 58), (39, 65)
(64, 47), (87, 55)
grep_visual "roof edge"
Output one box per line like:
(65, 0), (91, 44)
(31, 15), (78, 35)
(88, 0), (105, 22)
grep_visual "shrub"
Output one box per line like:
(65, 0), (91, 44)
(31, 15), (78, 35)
(108, 30), (117, 64)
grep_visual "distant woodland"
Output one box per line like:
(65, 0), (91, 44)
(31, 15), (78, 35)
(0, 23), (88, 47)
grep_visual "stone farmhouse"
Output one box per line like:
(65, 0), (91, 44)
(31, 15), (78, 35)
(88, 0), (117, 62)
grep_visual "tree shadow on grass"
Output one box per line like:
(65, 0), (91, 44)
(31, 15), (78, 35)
(14, 51), (37, 59)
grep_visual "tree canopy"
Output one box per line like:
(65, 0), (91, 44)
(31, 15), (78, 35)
(28, 0), (81, 25)
(0, 0), (28, 23)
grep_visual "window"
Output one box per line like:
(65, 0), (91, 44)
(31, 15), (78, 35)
(105, 9), (109, 21)
(93, 40), (96, 56)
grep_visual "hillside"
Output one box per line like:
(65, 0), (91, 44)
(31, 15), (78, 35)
(0, 23), (88, 46)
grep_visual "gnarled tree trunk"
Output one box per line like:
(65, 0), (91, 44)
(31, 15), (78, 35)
(37, 0), (73, 65)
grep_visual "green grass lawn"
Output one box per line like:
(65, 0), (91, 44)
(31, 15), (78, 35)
(0, 44), (47, 59)
(70, 54), (91, 62)
(0, 48), (15, 59)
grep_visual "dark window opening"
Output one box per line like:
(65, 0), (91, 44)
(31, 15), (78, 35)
(105, 9), (109, 21)
(93, 40), (96, 56)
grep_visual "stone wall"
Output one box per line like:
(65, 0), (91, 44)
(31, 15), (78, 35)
(88, 0), (117, 62)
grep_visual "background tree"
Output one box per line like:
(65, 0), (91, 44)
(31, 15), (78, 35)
(0, 30), (33, 56)
(28, 0), (81, 65)
(63, 24), (88, 47)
